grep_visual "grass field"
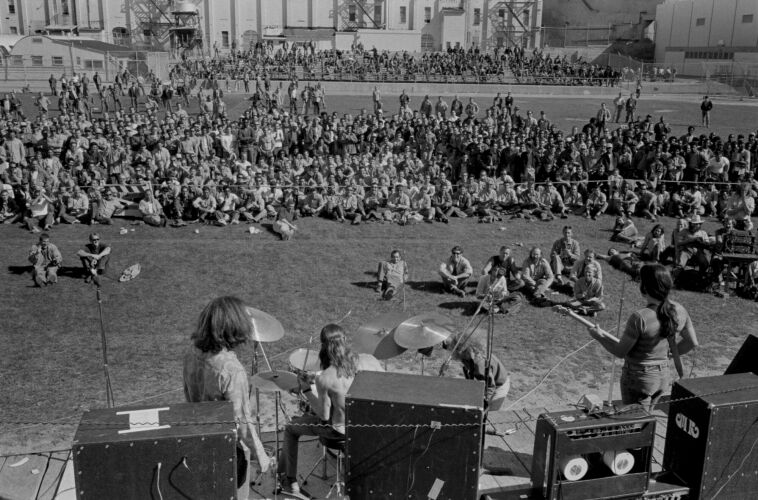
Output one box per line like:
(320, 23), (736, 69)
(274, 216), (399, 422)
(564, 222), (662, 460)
(1, 91), (757, 455)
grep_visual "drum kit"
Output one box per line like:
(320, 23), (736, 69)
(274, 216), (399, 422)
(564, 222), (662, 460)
(245, 307), (458, 485)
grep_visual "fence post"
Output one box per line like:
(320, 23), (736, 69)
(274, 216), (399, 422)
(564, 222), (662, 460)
(69, 41), (75, 76)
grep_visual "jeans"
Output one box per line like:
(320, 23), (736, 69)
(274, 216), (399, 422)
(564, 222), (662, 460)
(278, 414), (343, 480)
(620, 363), (669, 409)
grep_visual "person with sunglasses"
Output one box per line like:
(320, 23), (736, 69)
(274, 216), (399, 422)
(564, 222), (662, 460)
(77, 232), (111, 287)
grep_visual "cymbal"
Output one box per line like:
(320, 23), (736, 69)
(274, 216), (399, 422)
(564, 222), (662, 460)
(288, 348), (321, 372)
(251, 370), (299, 393)
(393, 312), (457, 350)
(353, 312), (407, 360)
(246, 307), (285, 342)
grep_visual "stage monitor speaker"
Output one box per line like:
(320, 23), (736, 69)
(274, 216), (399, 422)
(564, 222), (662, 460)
(345, 371), (484, 500)
(725, 334), (758, 376)
(663, 373), (758, 500)
(73, 401), (238, 500)
(531, 408), (657, 500)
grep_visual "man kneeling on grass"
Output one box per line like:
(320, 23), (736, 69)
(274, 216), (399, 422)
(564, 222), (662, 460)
(28, 232), (62, 287)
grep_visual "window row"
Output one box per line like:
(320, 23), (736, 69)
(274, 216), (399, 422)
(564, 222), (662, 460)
(9, 55), (103, 68)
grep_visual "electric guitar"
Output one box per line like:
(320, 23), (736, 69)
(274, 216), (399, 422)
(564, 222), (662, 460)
(553, 305), (620, 344)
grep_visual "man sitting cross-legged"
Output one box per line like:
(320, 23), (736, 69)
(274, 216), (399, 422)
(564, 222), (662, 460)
(564, 265), (606, 316)
(77, 232), (111, 287)
(439, 245), (473, 297)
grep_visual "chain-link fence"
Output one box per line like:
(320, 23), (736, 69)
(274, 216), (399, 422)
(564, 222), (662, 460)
(540, 26), (613, 48)
(600, 58), (758, 97)
(0, 50), (170, 85)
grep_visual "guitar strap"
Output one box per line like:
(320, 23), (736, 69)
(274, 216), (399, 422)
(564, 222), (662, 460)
(667, 335), (685, 379)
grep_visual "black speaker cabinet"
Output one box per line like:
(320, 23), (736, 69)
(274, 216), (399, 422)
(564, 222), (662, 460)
(725, 334), (758, 376)
(663, 373), (758, 500)
(345, 371), (484, 500)
(73, 401), (237, 500)
(531, 408), (657, 500)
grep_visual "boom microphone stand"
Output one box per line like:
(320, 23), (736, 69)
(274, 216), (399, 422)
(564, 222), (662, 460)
(438, 285), (494, 376)
(96, 287), (115, 408)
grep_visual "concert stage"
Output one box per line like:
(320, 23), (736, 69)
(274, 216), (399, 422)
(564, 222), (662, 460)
(0, 405), (676, 500)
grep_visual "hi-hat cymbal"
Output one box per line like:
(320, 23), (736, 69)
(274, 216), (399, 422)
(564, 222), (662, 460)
(393, 312), (457, 350)
(251, 370), (299, 393)
(353, 312), (407, 360)
(246, 307), (285, 342)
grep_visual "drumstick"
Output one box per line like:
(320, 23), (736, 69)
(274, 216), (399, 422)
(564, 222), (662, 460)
(301, 335), (313, 373)
(553, 305), (620, 344)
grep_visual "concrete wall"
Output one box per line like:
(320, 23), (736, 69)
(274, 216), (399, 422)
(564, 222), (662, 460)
(441, 12), (466, 50)
(542, 0), (662, 27)
(655, 0), (758, 65)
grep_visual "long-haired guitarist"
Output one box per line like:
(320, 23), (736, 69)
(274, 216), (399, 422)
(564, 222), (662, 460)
(587, 264), (699, 409)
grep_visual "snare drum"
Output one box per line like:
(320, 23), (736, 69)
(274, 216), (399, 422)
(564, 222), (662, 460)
(288, 348), (320, 374)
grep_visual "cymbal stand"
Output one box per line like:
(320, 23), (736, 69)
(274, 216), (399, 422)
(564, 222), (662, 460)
(438, 292), (489, 376)
(251, 341), (275, 437)
(608, 276), (627, 405)
(484, 292), (496, 389)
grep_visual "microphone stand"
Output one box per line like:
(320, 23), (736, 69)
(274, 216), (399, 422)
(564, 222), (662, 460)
(438, 283), (495, 376)
(96, 287), (115, 408)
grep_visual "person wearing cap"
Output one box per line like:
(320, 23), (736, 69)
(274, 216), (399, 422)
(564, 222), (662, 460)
(674, 214), (711, 277)
(439, 246), (473, 297)
(77, 232), (111, 286)
(28, 232), (62, 287)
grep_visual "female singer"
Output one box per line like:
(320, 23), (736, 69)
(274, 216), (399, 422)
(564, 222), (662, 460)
(587, 264), (698, 408)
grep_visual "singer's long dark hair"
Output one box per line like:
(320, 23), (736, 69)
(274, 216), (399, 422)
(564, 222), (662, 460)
(639, 264), (679, 339)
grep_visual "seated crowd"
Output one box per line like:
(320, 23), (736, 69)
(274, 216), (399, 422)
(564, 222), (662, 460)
(170, 41), (617, 87)
(0, 73), (756, 300)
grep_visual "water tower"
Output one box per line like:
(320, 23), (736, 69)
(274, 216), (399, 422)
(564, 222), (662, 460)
(169, 1), (202, 54)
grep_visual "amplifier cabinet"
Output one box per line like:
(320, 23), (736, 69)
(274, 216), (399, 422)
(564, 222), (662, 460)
(531, 408), (656, 500)
(345, 371), (484, 500)
(663, 373), (758, 500)
(73, 401), (238, 500)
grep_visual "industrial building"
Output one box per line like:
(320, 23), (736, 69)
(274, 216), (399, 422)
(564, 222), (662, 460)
(655, 0), (758, 70)
(0, 0), (543, 53)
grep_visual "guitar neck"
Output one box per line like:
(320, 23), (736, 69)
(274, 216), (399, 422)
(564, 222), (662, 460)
(562, 308), (620, 344)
